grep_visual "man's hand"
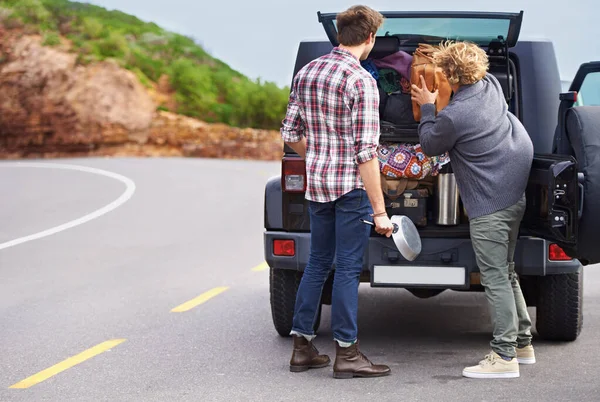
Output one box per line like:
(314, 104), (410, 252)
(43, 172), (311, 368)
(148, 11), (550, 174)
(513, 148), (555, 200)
(374, 215), (394, 238)
(284, 137), (307, 160)
(411, 75), (438, 106)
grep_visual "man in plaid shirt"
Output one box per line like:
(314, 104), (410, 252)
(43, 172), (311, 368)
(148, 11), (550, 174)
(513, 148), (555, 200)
(281, 5), (393, 379)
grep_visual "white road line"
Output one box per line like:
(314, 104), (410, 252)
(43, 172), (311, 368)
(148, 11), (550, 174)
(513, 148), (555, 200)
(0, 162), (136, 251)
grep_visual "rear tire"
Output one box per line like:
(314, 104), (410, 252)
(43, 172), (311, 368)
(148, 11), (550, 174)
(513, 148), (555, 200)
(535, 268), (583, 341)
(270, 268), (322, 337)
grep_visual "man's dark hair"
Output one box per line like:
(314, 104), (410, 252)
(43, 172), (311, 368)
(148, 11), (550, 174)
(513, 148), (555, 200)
(336, 5), (384, 46)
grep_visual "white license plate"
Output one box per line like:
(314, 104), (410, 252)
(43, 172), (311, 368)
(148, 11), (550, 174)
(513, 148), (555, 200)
(372, 265), (466, 287)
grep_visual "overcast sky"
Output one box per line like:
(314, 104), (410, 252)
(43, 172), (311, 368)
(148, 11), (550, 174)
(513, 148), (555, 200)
(86, 0), (598, 88)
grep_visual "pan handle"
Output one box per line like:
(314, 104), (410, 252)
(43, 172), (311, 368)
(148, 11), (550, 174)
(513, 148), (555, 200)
(360, 218), (399, 234)
(359, 218), (376, 227)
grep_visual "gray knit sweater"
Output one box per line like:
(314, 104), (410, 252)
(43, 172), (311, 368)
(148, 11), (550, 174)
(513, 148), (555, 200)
(418, 74), (534, 219)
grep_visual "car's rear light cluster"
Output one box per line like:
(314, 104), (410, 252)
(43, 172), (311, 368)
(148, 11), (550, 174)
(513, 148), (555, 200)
(282, 157), (306, 192)
(549, 243), (572, 261)
(274, 239), (295, 256)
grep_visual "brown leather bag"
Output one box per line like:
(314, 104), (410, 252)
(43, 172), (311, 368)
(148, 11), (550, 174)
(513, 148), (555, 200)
(410, 44), (452, 121)
(380, 174), (408, 201)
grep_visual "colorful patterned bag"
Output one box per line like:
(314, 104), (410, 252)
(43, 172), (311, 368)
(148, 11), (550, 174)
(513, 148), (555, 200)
(377, 142), (450, 180)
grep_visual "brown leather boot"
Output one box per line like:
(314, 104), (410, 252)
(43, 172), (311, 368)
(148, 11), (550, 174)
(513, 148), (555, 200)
(333, 341), (391, 379)
(289, 335), (331, 372)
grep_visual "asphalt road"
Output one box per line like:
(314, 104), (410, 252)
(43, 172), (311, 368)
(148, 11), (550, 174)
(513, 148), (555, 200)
(0, 157), (599, 402)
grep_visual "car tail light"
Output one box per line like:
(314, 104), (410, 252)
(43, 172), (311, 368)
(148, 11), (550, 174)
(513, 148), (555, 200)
(549, 243), (572, 261)
(282, 157), (306, 192)
(274, 239), (295, 256)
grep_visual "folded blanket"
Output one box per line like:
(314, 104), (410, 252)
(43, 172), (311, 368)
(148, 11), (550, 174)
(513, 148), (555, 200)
(377, 142), (450, 180)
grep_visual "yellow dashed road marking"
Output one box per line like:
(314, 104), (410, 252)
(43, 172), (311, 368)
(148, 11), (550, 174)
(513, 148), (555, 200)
(252, 262), (268, 272)
(9, 339), (126, 389)
(171, 287), (230, 313)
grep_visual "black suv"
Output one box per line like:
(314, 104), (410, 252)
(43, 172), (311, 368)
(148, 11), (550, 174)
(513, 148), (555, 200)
(264, 10), (600, 342)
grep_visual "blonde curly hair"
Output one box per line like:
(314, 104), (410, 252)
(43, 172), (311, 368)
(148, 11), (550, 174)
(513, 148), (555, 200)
(433, 41), (489, 86)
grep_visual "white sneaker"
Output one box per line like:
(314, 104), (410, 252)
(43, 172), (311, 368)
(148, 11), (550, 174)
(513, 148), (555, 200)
(462, 351), (520, 379)
(516, 344), (536, 364)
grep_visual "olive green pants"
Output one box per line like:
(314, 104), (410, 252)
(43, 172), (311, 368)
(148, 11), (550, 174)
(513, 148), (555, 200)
(469, 194), (533, 358)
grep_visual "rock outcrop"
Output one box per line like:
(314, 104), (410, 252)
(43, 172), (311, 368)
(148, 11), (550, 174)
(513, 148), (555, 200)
(0, 31), (284, 160)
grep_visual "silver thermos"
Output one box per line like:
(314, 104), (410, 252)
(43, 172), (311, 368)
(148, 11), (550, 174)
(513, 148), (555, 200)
(436, 163), (460, 225)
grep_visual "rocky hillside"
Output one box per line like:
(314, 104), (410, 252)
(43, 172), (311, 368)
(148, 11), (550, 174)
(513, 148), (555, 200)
(0, 0), (285, 160)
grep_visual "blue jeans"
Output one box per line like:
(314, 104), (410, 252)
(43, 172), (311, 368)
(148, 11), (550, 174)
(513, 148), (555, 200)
(290, 188), (372, 343)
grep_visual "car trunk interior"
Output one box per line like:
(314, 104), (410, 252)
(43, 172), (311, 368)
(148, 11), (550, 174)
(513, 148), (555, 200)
(364, 36), (519, 237)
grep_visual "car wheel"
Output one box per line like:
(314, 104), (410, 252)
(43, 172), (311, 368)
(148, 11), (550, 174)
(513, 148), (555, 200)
(535, 267), (583, 341)
(269, 268), (321, 337)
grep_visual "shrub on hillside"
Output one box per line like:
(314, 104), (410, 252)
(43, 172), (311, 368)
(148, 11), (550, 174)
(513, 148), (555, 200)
(170, 59), (218, 118)
(95, 31), (130, 60)
(12, 0), (50, 24)
(81, 16), (103, 39)
(42, 31), (61, 46)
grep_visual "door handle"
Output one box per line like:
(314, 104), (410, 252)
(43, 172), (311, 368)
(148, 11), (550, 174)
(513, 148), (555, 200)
(578, 173), (585, 220)
(578, 182), (584, 220)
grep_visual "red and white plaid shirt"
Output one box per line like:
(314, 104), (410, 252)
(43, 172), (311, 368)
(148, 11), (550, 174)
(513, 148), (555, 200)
(281, 47), (380, 203)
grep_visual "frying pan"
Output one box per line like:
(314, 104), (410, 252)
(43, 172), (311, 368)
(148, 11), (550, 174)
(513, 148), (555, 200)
(360, 215), (422, 261)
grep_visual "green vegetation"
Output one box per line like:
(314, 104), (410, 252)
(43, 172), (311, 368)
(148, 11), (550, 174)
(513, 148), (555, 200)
(42, 30), (60, 46)
(0, 0), (290, 130)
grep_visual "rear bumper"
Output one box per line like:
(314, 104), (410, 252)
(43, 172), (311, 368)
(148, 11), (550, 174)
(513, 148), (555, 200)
(264, 231), (582, 286)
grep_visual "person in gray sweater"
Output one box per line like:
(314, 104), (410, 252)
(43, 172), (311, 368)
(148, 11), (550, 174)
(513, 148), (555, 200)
(411, 41), (535, 379)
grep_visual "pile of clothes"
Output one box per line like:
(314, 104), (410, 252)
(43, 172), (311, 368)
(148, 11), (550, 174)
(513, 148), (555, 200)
(362, 51), (412, 93)
(362, 51), (416, 126)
